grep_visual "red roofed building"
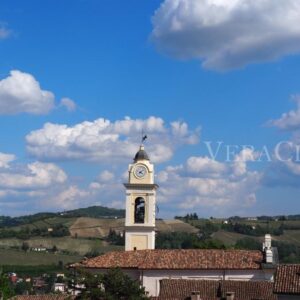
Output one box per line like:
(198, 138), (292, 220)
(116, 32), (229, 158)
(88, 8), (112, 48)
(274, 264), (300, 299)
(74, 245), (277, 296)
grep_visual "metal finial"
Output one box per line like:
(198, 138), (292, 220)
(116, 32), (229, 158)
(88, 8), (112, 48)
(141, 129), (147, 145)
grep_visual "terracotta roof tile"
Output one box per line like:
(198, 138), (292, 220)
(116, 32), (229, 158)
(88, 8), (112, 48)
(76, 249), (263, 270)
(10, 296), (75, 300)
(158, 279), (276, 300)
(221, 280), (276, 300)
(274, 264), (300, 294)
(159, 279), (219, 300)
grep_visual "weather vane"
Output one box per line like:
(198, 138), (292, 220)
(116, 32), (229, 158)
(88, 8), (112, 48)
(141, 129), (147, 145)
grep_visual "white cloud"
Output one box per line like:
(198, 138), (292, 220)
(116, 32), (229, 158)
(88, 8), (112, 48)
(0, 70), (76, 115)
(26, 116), (200, 163)
(151, 0), (300, 71)
(186, 156), (227, 177)
(0, 153), (16, 168)
(0, 151), (70, 214)
(98, 170), (115, 182)
(0, 70), (55, 115)
(157, 149), (261, 216)
(60, 97), (76, 112)
(46, 185), (90, 210)
(268, 97), (300, 131)
(232, 148), (258, 176)
(0, 161), (67, 189)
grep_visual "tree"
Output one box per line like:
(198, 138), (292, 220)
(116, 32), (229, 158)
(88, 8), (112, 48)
(235, 238), (261, 250)
(72, 268), (149, 300)
(15, 281), (32, 296)
(0, 270), (15, 300)
(21, 241), (29, 252)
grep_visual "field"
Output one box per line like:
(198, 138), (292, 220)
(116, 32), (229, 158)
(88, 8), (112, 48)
(0, 215), (198, 258)
(211, 230), (255, 245)
(157, 219), (199, 233)
(69, 217), (125, 238)
(10, 217), (78, 232)
(0, 236), (123, 255)
(0, 248), (82, 266)
(69, 217), (198, 238)
(273, 230), (300, 246)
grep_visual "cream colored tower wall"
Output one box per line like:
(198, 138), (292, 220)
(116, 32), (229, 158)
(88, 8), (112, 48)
(125, 189), (156, 227)
(125, 230), (155, 251)
(124, 146), (157, 251)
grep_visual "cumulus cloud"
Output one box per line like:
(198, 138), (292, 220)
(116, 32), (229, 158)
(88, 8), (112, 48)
(268, 97), (300, 131)
(0, 70), (76, 115)
(98, 170), (115, 182)
(261, 98), (300, 187)
(0, 70), (55, 115)
(26, 116), (200, 163)
(0, 151), (71, 214)
(46, 185), (90, 210)
(0, 153), (16, 168)
(151, 0), (300, 70)
(0, 161), (67, 190)
(157, 149), (261, 216)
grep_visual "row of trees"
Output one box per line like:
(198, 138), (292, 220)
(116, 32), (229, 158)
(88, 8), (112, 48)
(0, 224), (69, 240)
(221, 222), (284, 236)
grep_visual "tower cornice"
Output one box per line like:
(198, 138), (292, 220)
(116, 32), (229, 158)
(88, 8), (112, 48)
(124, 183), (159, 190)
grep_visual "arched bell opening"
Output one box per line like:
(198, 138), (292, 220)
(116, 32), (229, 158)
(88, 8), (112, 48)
(134, 197), (145, 224)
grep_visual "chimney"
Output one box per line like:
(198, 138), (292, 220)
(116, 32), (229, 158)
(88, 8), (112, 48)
(263, 234), (273, 264)
(226, 292), (235, 300)
(191, 291), (201, 300)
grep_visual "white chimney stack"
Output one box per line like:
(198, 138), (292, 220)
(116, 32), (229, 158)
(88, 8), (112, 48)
(226, 292), (235, 300)
(191, 291), (201, 300)
(263, 234), (273, 264)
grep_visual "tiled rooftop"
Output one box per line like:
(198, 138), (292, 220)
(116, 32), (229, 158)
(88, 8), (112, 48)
(274, 264), (300, 294)
(74, 249), (264, 270)
(158, 279), (276, 300)
(10, 296), (75, 300)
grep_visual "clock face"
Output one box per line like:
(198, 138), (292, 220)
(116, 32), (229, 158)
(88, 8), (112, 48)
(134, 165), (147, 178)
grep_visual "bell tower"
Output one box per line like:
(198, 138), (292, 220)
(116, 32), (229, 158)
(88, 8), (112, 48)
(124, 144), (158, 251)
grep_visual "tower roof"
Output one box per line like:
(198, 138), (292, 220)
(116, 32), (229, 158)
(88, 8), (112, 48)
(133, 145), (150, 162)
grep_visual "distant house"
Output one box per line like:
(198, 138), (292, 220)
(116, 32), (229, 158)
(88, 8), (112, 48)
(68, 283), (85, 296)
(32, 276), (47, 293)
(247, 217), (258, 221)
(8, 272), (18, 284)
(31, 247), (47, 252)
(274, 264), (300, 299)
(53, 283), (67, 293)
(56, 273), (65, 278)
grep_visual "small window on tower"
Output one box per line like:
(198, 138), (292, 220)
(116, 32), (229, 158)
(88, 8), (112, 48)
(134, 197), (145, 224)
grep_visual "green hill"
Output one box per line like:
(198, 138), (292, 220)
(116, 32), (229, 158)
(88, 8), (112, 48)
(0, 205), (125, 228)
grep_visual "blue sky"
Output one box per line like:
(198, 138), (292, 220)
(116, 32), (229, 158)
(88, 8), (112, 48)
(0, 0), (300, 218)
